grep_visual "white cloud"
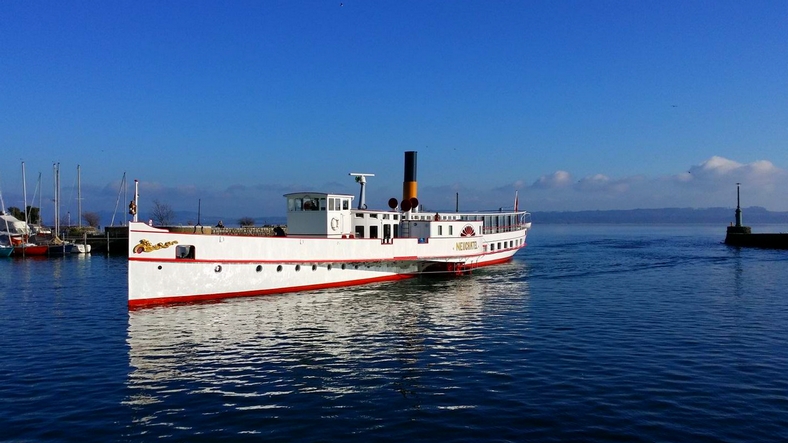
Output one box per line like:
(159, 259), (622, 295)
(682, 156), (782, 185)
(531, 170), (572, 189)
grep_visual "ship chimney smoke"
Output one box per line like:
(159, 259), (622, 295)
(403, 151), (418, 208)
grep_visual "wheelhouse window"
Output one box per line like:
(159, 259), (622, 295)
(342, 199), (349, 210)
(303, 197), (320, 211)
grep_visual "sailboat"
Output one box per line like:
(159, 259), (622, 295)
(71, 164), (91, 254)
(46, 162), (75, 256)
(11, 162), (48, 257)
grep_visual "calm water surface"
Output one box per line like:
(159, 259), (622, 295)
(1, 224), (787, 442)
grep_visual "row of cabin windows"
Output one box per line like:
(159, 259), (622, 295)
(354, 224), (399, 239)
(489, 239), (523, 251)
(289, 197), (350, 212)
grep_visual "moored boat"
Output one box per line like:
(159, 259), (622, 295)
(128, 151), (531, 308)
(13, 243), (49, 256)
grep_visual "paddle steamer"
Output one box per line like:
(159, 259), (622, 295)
(128, 152), (531, 307)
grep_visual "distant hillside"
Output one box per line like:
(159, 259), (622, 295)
(531, 207), (788, 224)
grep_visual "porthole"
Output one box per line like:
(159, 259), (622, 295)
(295, 264), (301, 272)
(277, 265), (283, 272)
(354, 264), (359, 269)
(214, 265), (222, 273)
(312, 264), (317, 271)
(327, 264), (332, 271)
(256, 265), (263, 272)
(341, 264), (346, 270)
(157, 265), (162, 270)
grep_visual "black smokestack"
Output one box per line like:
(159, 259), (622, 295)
(403, 151), (418, 203)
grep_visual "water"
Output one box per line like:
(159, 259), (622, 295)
(2, 224), (787, 442)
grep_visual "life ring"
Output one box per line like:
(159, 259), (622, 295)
(330, 218), (339, 231)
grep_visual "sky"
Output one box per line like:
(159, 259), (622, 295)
(1, 1), (786, 224)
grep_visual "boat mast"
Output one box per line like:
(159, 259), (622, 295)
(22, 162), (28, 223)
(37, 172), (42, 227)
(53, 162), (60, 236)
(77, 165), (82, 228)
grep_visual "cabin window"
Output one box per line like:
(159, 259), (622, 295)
(383, 214), (390, 220)
(176, 245), (195, 259)
(355, 213), (364, 218)
(320, 198), (326, 211)
(370, 213), (378, 218)
(303, 197), (319, 211)
(370, 226), (379, 239)
(355, 226), (364, 238)
(438, 226), (443, 236)
(497, 242), (501, 250)
(342, 199), (349, 210)
(329, 199), (335, 211)
(383, 224), (391, 239)
(393, 215), (399, 220)
(393, 225), (399, 238)
(449, 226), (453, 235)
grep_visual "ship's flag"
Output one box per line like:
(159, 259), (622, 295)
(514, 190), (519, 212)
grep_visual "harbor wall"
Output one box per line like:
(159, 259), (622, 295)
(725, 227), (788, 249)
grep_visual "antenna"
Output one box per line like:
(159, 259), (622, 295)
(349, 173), (375, 209)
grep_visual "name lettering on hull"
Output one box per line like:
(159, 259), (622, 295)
(455, 241), (478, 251)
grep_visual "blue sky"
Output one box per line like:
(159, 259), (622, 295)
(1, 1), (786, 223)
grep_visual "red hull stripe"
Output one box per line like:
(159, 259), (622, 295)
(128, 256), (516, 309)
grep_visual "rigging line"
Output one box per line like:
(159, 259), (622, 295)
(111, 172), (126, 227)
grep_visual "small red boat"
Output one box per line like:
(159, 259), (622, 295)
(12, 243), (49, 256)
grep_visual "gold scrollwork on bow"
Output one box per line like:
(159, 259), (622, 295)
(133, 239), (179, 254)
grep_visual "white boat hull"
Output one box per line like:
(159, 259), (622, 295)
(127, 222), (527, 308)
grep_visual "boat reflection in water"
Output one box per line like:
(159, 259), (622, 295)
(124, 261), (530, 438)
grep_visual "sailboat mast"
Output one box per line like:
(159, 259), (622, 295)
(77, 165), (82, 228)
(37, 172), (42, 226)
(22, 162), (28, 222)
